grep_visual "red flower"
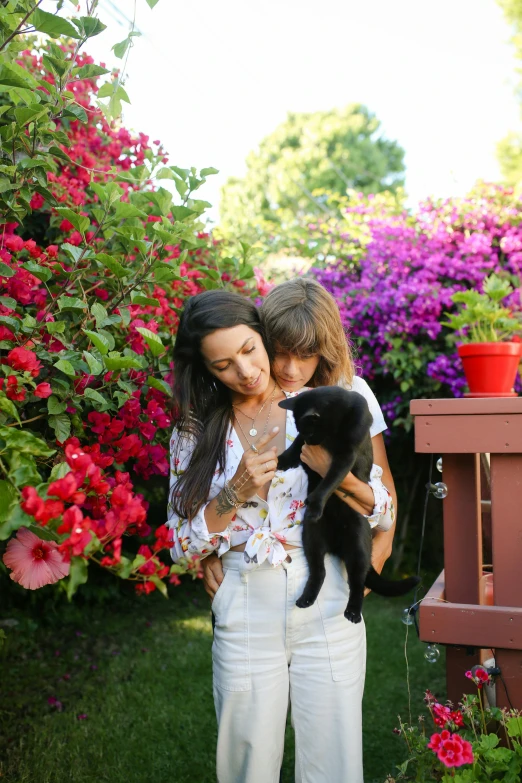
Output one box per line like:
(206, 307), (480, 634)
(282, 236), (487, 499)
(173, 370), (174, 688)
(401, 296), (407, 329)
(6, 375), (25, 401)
(48, 473), (83, 503)
(153, 523), (173, 552)
(34, 382), (52, 398)
(4, 234), (24, 252)
(0, 325), (15, 341)
(21, 487), (65, 526)
(432, 702), (452, 727)
(450, 710), (464, 727)
(7, 347), (42, 377)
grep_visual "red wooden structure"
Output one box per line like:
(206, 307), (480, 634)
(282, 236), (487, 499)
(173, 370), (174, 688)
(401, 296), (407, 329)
(410, 397), (522, 708)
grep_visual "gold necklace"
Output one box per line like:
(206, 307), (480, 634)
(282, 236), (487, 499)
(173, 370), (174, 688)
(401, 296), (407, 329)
(233, 380), (277, 437)
(234, 382), (278, 445)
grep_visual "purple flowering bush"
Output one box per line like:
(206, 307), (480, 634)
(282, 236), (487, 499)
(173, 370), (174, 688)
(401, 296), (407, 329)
(311, 183), (522, 428)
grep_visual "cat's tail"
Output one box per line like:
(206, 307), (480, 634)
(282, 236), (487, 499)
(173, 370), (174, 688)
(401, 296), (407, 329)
(365, 566), (420, 597)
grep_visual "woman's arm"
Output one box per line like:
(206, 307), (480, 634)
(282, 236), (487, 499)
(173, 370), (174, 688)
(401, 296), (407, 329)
(369, 433), (397, 574)
(300, 444), (375, 515)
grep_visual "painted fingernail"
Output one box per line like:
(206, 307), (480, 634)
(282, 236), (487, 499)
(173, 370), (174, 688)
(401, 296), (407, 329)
(272, 426), (279, 433)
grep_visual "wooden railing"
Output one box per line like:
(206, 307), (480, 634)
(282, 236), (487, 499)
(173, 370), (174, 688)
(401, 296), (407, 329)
(410, 398), (522, 708)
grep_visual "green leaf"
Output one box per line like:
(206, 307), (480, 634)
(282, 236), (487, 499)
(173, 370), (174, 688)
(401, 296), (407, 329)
(0, 65), (34, 90)
(95, 253), (128, 278)
(57, 296), (86, 311)
(54, 359), (76, 377)
(76, 63), (110, 80)
(61, 243), (85, 264)
(146, 0), (161, 7)
(171, 205), (196, 221)
(97, 82), (115, 99)
(31, 9), (81, 39)
(507, 716), (522, 738)
(83, 330), (109, 356)
(66, 558), (89, 600)
(48, 396), (67, 415)
(131, 294), (161, 307)
(90, 302), (108, 328)
(0, 503), (32, 541)
(103, 352), (143, 371)
(0, 480), (17, 522)
(0, 296), (17, 309)
(0, 426), (55, 458)
(55, 207), (89, 235)
(113, 201), (148, 220)
(8, 453), (42, 489)
(0, 394), (20, 423)
(0, 262), (14, 278)
(112, 32), (141, 60)
(135, 327), (165, 357)
(62, 103), (88, 123)
(46, 321), (66, 335)
(83, 351), (103, 376)
(147, 376), (172, 396)
(74, 16), (107, 38)
(200, 167), (219, 177)
(49, 462), (71, 481)
(22, 261), (52, 283)
(14, 104), (49, 127)
(49, 414), (71, 444)
(148, 574), (168, 598)
(83, 388), (108, 408)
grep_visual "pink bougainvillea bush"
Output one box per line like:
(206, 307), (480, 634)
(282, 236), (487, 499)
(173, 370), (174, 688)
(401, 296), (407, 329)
(0, 36), (263, 597)
(310, 184), (522, 428)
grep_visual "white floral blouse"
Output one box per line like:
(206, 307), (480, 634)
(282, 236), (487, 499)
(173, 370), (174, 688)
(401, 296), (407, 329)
(167, 390), (395, 570)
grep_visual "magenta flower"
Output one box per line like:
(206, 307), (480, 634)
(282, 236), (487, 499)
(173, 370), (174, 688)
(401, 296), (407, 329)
(3, 527), (70, 589)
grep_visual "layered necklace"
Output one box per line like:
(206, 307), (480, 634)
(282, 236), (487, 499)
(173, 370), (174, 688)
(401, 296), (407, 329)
(233, 380), (278, 441)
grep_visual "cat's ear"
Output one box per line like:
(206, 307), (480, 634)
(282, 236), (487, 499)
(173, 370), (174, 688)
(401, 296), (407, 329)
(279, 397), (296, 410)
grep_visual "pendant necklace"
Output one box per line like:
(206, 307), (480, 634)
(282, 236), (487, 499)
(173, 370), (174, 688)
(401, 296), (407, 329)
(233, 380), (277, 437)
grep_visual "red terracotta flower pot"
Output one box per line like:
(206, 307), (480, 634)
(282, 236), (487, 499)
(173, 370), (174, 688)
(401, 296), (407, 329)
(457, 342), (522, 397)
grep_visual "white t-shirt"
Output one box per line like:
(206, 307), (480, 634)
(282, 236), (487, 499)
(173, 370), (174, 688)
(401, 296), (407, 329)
(342, 376), (387, 439)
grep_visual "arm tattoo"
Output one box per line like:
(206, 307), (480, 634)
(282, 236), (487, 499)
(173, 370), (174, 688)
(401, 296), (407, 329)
(338, 488), (355, 499)
(215, 489), (236, 517)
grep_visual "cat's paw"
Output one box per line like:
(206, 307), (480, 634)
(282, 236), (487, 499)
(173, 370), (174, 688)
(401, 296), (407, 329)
(344, 608), (362, 624)
(296, 591), (317, 608)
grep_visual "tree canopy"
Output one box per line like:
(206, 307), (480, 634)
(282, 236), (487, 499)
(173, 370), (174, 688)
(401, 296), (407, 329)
(219, 104), (405, 240)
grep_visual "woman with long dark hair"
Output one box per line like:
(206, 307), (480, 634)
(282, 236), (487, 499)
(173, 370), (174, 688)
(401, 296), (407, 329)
(168, 288), (394, 783)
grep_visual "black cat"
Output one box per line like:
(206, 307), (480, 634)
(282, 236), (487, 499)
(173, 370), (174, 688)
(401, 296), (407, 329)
(278, 387), (419, 623)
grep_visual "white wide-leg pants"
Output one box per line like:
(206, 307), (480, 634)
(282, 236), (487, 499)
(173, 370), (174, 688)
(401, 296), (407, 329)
(212, 549), (366, 783)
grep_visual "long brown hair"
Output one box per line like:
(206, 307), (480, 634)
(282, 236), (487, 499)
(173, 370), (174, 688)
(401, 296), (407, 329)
(261, 277), (355, 386)
(171, 290), (269, 519)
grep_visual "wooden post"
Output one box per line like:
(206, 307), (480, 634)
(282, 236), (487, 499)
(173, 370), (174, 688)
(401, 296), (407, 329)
(491, 454), (522, 709)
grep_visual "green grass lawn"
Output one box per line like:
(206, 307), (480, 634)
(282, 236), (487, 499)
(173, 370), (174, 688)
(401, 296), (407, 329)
(0, 580), (445, 783)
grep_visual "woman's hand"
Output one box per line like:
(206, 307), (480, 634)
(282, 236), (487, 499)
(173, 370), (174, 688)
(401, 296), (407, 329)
(202, 553), (224, 601)
(231, 427), (280, 502)
(300, 444), (332, 477)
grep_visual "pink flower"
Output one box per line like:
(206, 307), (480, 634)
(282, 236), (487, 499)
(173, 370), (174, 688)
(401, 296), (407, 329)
(34, 382), (52, 398)
(3, 527), (70, 589)
(428, 730), (473, 768)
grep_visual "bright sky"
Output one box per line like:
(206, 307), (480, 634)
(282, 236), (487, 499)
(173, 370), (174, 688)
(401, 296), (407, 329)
(65, 0), (521, 220)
